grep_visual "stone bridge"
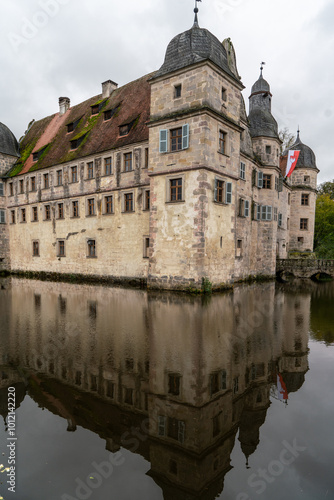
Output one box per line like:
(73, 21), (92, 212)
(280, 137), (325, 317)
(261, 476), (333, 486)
(276, 259), (334, 280)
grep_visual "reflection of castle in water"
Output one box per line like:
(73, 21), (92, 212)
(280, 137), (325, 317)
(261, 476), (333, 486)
(0, 278), (310, 499)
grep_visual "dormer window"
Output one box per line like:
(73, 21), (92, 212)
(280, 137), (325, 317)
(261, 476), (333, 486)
(67, 117), (81, 133)
(70, 133), (87, 150)
(104, 104), (121, 121)
(33, 145), (49, 162)
(91, 100), (107, 115)
(174, 84), (182, 99)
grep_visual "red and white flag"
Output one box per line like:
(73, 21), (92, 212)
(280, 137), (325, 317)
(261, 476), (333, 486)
(285, 150), (300, 178)
(277, 373), (288, 401)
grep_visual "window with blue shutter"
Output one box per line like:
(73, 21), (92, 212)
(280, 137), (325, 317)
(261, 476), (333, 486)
(258, 171), (263, 188)
(0, 183), (3, 196)
(0, 210), (5, 224)
(245, 200), (250, 217)
(278, 213), (283, 227)
(159, 129), (168, 153)
(225, 182), (232, 204)
(182, 124), (189, 150)
(261, 205), (272, 221)
(257, 204), (261, 221)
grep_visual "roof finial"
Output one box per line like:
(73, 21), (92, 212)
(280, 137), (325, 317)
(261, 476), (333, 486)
(260, 61), (266, 77)
(297, 126), (300, 141)
(193, 0), (201, 27)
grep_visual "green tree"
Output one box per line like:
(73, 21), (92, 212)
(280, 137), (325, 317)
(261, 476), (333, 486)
(314, 193), (334, 258)
(318, 179), (334, 200)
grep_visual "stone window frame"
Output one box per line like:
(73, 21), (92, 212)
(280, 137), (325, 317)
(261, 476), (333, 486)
(9, 182), (13, 196)
(143, 236), (150, 259)
(218, 129), (228, 155)
(301, 193), (309, 206)
(174, 84), (182, 99)
(238, 198), (249, 217)
(300, 218), (308, 230)
(57, 239), (66, 258)
(43, 173), (49, 189)
(159, 124), (189, 153)
(261, 205), (272, 221)
(304, 175), (310, 183)
(10, 210), (15, 224)
(30, 176), (36, 192)
(56, 169), (63, 186)
(0, 182), (4, 197)
(19, 179), (24, 194)
(265, 145), (272, 155)
(103, 194), (113, 215)
(122, 190), (135, 213)
(87, 161), (94, 180)
(32, 240), (40, 257)
(20, 208), (26, 223)
(70, 165), (78, 183)
(86, 238), (97, 258)
(144, 147), (149, 169)
(278, 213), (283, 227)
(86, 197), (96, 217)
(31, 206), (38, 222)
(166, 174), (185, 204)
(104, 156), (112, 176)
(213, 176), (232, 205)
(0, 209), (5, 224)
(71, 200), (80, 218)
(123, 151), (133, 172)
(57, 203), (64, 220)
(236, 239), (243, 258)
(143, 189), (150, 211)
(44, 204), (51, 221)
(262, 174), (272, 189)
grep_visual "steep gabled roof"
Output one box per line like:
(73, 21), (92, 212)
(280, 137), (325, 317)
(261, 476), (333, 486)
(8, 73), (154, 177)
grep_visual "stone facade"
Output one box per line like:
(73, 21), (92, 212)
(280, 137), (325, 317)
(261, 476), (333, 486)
(0, 19), (318, 290)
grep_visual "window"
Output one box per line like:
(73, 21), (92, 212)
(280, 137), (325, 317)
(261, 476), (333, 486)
(300, 218), (308, 230)
(258, 171), (263, 188)
(298, 237), (304, 243)
(9, 183), (13, 196)
(43, 173), (49, 189)
(233, 377), (239, 394)
(168, 418), (185, 444)
(219, 130), (227, 154)
(91, 100), (106, 115)
(143, 237), (150, 258)
(104, 109), (112, 121)
(70, 134), (87, 150)
(124, 152), (132, 172)
(288, 193), (291, 205)
(278, 213), (283, 227)
(304, 176), (310, 183)
(174, 84), (182, 98)
(214, 179), (232, 204)
(87, 239), (96, 257)
(57, 170), (63, 186)
(32, 206), (38, 222)
(57, 240), (65, 257)
(0, 183), (3, 196)
(266, 145), (271, 154)
(238, 199), (249, 217)
(71, 166), (78, 183)
(33, 145), (48, 162)
(240, 162), (246, 180)
(287, 217), (290, 229)
(21, 208), (26, 223)
(236, 239), (242, 258)
(67, 118), (81, 133)
(10, 210), (15, 224)
(168, 374), (180, 396)
(105, 196), (113, 214)
(32, 241), (39, 257)
(31, 177), (36, 191)
(57, 203), (64, 219)
(144, 148), (149, 169)
(124, 192), (134, 212)
(301, 193), (309, 206)
(275, 177), (279, 191)
(45, 205), (51, 220)
(87, 162), (94, 179)
(72, 200), (79, 218)
(104, 157), (112, 175)
(261, 205), (272, 221)
(222, 87), (227, 101)
(87, 198), (95, 216)
(19, 179), (24, 194)
(170, 178), (183, 202)
(144, 190), (150, 210)
(274, 207), (278, 221)
(159, 124), (189, 153)
(0, 210), (5, 224)
(263, 174), (271, 189)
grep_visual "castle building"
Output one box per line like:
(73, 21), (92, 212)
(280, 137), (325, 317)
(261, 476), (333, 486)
(0, 11), (319, 290)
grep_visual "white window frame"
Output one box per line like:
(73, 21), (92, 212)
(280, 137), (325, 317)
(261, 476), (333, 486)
(240, 162), (246, 180)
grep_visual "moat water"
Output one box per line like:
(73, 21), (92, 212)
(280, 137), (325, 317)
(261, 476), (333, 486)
(0, 278), (333, 500)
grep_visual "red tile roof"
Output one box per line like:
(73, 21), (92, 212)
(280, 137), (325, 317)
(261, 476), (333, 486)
(10, 72), (154, 177)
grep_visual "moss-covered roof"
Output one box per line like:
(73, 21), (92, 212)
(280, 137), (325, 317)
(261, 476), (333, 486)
(8, 73), (154, 177)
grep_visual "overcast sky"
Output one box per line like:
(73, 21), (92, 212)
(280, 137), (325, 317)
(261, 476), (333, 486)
(0, 0), (332, 183)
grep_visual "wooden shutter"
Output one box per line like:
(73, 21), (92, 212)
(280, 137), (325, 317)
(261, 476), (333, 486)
(182, 124), (189, 150)
(225, 182), (232, 204)
(159, 129), (168, 153)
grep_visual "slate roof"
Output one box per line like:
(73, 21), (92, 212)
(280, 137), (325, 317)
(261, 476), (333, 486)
(8, 73), (154, 177)
(251, 74), (270, 95)
(0, 122), (20, 157)
(282, 132), (317, 169)
(248, 108), (279, 139)
(154, 25), (236, 80)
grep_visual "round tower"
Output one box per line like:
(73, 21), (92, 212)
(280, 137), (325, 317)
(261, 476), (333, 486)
(0, 122), (20, 175)
(283, 131), (319, 253)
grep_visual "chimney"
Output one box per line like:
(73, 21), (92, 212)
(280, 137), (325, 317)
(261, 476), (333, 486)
(59, 97), (70, 115)
(102, 80), (118, 99)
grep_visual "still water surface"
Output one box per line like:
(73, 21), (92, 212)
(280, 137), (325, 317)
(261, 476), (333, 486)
(0, 278), (333, 500)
